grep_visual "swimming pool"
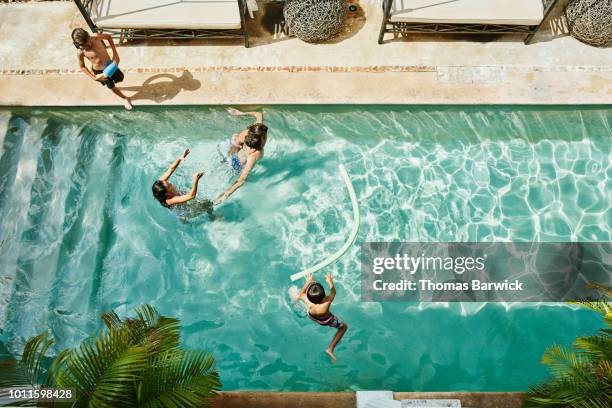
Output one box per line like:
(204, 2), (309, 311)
(0, 105), (609, 391)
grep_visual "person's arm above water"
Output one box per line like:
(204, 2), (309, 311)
(165, 172), (203, 206)
(159, 149), (189, 182)
(325, 272), (337, 303)
(227, 108), (263, 124)
(298, 274), (314, 301)
(214, 155), (256, 205)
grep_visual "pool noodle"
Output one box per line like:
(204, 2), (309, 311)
(290, 164), (360, 282)
(102, 62), (118, 77)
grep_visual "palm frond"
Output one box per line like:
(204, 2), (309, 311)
(0, 332), (53, 388)
(0, 333), (57, 407)
(2, 304), (218, 408)
(102, 305), (181, 353)
(134, 304), (160, 327)
(597, 359), (612, 387)
(101, 310), (122, 330)
(575, 333), (612, 361)
(526, 291), (612, 408)
(541, 345), (586, 378)
(137, 350), (221, 408)
(42, 348), (68, 388)
(568, 283), (611, 318)
(568, 300), (610, 317)
(133, 305), (181, 352)
(586, 282), (612, 299)
(21, 332), (53, 385)
(525, 374), (611, 408)
(53, 328), (151, 407)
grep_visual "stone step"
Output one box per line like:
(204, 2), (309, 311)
(364, 400), (402, 408)
(356, 392), (462, 408)
(356, 391), (395, 408)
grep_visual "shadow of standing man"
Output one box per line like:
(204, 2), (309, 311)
(119, 70), (201, 103)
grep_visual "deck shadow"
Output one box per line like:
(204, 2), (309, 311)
(118, 70), (201, 103)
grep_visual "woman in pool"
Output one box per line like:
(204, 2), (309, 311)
(152, 149), (205, 208)
(214, 108), (268, 205)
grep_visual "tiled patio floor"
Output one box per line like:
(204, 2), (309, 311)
(0, 1), (610, 106)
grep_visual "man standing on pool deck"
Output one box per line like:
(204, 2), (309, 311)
(72, 28), (133, 110)
(298, 273), (349, 363)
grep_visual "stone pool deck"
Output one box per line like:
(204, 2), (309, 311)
(0, 1), (611, 107)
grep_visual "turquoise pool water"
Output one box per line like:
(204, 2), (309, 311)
(0, 106), (609, 391)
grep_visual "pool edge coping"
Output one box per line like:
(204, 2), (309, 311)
(212, 391), (526, 408)
(1, 69), (611, 107)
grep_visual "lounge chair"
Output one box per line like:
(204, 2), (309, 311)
(378, 0), (561, 45)
(73, 0), (251, 47)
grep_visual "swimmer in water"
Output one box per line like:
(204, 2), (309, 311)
(298, 273), (349, 363)
(152, 149), (204, 208)
(214, 108), (268, 205)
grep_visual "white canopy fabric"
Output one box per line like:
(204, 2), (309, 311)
(389, 0), (544, 25)
(91, 0), (242, 30)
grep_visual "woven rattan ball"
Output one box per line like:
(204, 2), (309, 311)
(565, 0), (612, 47)
(283, 0), (348, 43)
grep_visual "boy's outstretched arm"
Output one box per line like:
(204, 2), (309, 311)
(298, 273), (314, 301)
(325, 272), (336, 303)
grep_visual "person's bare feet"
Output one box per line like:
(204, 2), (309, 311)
(326, 348), (336, 363)
(123, 97), (133, 111)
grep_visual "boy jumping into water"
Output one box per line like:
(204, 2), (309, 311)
(71, 28), (132, 110)
(298, 273), (348, 363)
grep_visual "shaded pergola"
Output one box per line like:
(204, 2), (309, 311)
(378, 0), (562, 44)
(73, 0), (251, 47)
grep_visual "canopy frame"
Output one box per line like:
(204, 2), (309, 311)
(378, 0), (561, 45)
(73, 0), (250, 47)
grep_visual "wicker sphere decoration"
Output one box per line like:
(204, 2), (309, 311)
(283, 0), (348, 43)
(565, 0), (612, 47)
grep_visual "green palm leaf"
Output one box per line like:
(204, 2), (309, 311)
(101, 305), (180, 353)
(575, 333), (612, 361)
(540, 345), (586, 378)
(137, 350), (221, 408)
(53, 328), (151, 407)
(568, 300), (610, 317)
(525, 284), (612, 408)
(0, 332), (53, 388)
(0, 333), (58, 407)
(3, 304), (219, 408)
(587, 282), (612, 298)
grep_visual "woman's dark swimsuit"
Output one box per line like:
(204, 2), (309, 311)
(308, 312), (345, 329)
(166, 190), (215, 221)
(93, 64), (124, 89)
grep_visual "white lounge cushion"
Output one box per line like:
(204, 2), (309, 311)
(389, 0), (544, 25)
(91, 0), (242, 30)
